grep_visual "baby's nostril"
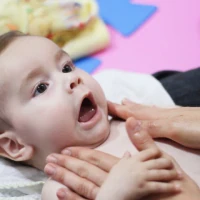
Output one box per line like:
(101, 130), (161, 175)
(70, 82), (75, 89)
(78, 78), (81, 84)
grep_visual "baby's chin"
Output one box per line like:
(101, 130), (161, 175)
(83, 120), (110, 149)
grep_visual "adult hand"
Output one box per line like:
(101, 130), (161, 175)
(96, 148), (181, 200)
(44, 117), (155, 199)
(45, 147), (119, 199)
(108, 99), (200, 149)
(44, 118), (185, 200)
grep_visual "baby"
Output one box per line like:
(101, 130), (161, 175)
(0, 31), (199, 200)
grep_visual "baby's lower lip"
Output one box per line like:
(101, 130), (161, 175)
(79, 107), (102, 130)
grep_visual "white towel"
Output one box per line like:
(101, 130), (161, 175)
(0, 158), (46, 199)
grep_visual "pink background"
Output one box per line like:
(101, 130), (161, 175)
(94, 0), (200, 74)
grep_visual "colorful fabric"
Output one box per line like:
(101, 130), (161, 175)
(0, 0), (109, 59)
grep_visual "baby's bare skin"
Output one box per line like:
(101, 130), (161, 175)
(97, 120), (200, 187)
(43, 119), (200, 200)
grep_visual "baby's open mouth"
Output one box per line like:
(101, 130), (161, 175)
(78, 94), (97, 123)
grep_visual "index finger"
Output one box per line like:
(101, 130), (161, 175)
(62, 147), (119, 172)
(107, 101), (134, 120)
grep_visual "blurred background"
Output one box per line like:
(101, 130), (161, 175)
(93, 0), (200, 74)
(1, 0), (200, 74)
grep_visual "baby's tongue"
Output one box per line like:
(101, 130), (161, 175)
(79, 107), (96, 122)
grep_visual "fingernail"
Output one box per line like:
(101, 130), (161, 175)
(46, 155), (57, 163)
(57, 190), (66, 199)
(45, 165), (56, 176)
(61, 149), (71, 155)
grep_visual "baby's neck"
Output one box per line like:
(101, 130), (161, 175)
(31, 120), (137, 171)
(95, 120), (138, 157)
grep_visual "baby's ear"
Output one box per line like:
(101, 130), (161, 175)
(0, 130), (34, 161)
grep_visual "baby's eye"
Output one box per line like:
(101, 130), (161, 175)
(33, 83), (49, 97)
(62, 64), (73, 73)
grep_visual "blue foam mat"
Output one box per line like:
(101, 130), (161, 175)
(96, 0), (157, 36)
(74, 57), (101, 74)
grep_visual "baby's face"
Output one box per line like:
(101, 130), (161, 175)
(0, 36), (109, 162)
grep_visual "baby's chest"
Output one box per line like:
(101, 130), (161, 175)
(96, 121), (200, 187)
(96, 121), (139, 158)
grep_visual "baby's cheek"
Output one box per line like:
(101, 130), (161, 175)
(41, 118), (76, 152)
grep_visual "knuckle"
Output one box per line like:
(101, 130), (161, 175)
(171, 170), (178, 177)
(147, 120), (157, 129)
(153, 182), (163, 191)
(71, 148), (82, 158)
(164, 153), (175, 163)
(77, 166), (89, 179)
(76, 182), (88, 196)
(137, 173), (146, 188)
(146, 120), (160, 131)
(88, 184), (98, 199)
(54, 169), (65, 184)
(76, 182), (96, 199)
(163, 158), (173, 167)
(87, 154), (101, 167)
(138, 135), (150, 146)
(160, 170), (169, 179)
(138, 180), (146, 189)
(57, 155), (67, 166)
(149, 147), (161, 157)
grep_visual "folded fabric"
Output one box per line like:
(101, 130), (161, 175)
(0, 0), (110, 59)
(0, 158), (46, 199)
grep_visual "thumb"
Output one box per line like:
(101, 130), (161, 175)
(126, 117), (158, 151)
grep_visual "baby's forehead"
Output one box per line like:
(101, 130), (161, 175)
(0, 35), (64, 72)
(0, 36), (60, 59)
(0, 36), (65, 89)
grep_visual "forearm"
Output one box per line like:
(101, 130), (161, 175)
(140, 107), (200, 150)
(168, 111), (200, 149)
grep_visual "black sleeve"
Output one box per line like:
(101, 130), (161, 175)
(153, 67), (200, 107)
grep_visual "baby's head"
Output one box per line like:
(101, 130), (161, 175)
(0, 31), (109, 170)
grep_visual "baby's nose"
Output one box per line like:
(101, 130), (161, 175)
(67, 76), (83, 93)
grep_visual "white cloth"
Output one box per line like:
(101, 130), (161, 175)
(0, 159), (46, 199)
(94, 69), (175, 107)
(0, 70), (175, 199)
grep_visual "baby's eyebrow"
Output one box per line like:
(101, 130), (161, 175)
(55, 49), (68, 62)
(19, 66), (42, 94)
(19, 50), (69, 93)
(24, 67), (42, 83)
(23, 50), (67, 83)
